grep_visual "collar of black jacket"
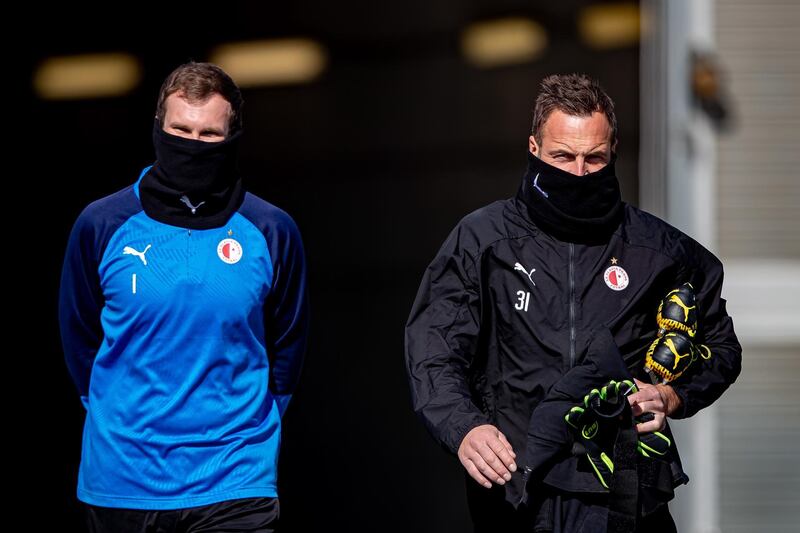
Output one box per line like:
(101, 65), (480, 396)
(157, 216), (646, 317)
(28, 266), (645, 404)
(516, 151), (624, 243)
(138, 118), (246, 230)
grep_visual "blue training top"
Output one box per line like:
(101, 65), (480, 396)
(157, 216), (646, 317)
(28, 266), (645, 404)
(58, 166), (309, 510)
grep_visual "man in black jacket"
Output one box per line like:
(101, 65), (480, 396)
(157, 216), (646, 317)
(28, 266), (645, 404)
(404, 74), (741, 531)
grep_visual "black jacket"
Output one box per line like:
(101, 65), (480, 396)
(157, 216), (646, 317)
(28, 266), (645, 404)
(404, 169), (742, 506)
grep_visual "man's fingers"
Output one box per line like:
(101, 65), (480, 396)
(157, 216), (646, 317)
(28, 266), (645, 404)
(471, 450), (508, 485)
(628, 380), (661, 401)
(627, 391), (642, 405)
(497, 431), (516, 457)
(633, 399), (665, 415)
(457, 425), (518, 485)
(497, 431), (517, 472)
(476, 443), (511, 481)
(628, 389), (657, 405)
(636, 412), (666, 433)
(488, 441), (517, 475)
(464, 459), (492, 489)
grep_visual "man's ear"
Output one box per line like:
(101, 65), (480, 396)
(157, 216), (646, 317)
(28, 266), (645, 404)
(528, 135), (540, 156)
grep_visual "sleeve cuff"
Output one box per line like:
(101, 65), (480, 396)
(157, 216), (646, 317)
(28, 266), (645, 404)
(668, 386), (690, 419)
(447, 415), (493, 455)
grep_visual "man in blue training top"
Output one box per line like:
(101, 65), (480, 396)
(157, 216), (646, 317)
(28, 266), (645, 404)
(58, 61), (310, 532)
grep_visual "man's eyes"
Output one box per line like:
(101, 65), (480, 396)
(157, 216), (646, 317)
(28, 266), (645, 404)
(173, 127), (221, 136)
(552, 154), (606, 162)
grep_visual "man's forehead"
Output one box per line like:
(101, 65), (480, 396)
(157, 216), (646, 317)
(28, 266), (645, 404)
(540, 110), (613, 146)
(542, 110), (610, 132)
(165, 91), (231, 113)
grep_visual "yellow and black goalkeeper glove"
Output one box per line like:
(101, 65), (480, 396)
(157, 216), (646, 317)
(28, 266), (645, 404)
(648, 282), (713, 384)
(656, 282), (698, 338)
(644, 331), (712, 383)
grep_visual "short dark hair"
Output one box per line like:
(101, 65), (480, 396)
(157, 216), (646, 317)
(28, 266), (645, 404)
(155, 61), (244, 133)
(531, 73), (617, 147)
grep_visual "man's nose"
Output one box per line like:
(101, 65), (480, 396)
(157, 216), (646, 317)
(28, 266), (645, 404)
(571, 158), (587, 176)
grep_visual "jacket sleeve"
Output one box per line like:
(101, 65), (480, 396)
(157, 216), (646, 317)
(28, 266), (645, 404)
(58, 208), (105, 410)
(669, 246), (743, 419)
(404, 224), (492, 454)
(264, 214), (310, 418)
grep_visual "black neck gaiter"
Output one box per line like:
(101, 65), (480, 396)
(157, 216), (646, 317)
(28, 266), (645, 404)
(139, 118), (245, 229)
(516, 151), (623, 243)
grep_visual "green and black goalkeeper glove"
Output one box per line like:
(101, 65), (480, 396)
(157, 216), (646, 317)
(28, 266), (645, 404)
(565, 400), (615, 488)
(565, 380), (673, 488)
(565, 380), (634, 488)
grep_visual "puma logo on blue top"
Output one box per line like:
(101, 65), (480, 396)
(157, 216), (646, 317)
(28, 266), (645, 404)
(123, 244), (152, 266)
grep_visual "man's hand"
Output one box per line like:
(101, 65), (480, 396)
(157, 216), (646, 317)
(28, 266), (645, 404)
(458, 424), (517, 488)
(627, 378), (683, 434)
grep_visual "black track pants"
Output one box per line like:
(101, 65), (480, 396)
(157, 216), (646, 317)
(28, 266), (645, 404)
(83, 497), (279, 533)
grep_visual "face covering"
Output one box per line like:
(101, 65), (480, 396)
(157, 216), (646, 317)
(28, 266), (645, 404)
(516, 151), (623, 242)
(139, 118), (245, 229)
